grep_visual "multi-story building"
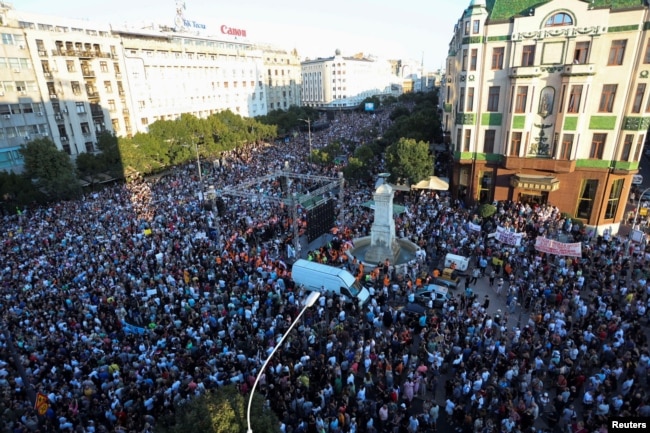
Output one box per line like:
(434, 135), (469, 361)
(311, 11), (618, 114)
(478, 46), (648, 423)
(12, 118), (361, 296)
(443, 0), (650, 232)
(261, 45), (302, 112)
(302, 49), (402, 109)
(0, 2), (302, 171)
(0, 5), (52, 170)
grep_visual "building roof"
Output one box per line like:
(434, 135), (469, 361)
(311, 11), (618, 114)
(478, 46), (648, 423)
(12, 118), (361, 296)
(485, 0), (646, 21)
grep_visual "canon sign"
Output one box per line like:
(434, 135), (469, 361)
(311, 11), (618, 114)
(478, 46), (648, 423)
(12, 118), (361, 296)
(221, 25), (247, 37)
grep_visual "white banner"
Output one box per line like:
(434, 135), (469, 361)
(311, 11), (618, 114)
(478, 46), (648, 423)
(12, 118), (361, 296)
(534, 237), (582, 257)
(468, 222), (482, 232)
(493, 226), (524, 246)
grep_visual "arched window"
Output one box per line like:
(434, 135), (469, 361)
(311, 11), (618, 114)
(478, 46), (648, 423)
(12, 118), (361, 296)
(545, 13), (573, 27)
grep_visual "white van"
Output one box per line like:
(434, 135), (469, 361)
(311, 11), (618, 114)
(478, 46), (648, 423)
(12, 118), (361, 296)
(444, 253), (470, 272)
(291, 259), (371, 307)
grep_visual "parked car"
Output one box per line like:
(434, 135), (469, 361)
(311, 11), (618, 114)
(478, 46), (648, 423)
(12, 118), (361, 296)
(413, 284), (451, 308)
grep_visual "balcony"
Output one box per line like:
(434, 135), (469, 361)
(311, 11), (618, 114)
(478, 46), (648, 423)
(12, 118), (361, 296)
(90, 110), (104, 118)
(38, 50), (47, 57)
(509, 65), (542, 79)
(502, 155), (575, 173)
(561, 63), (596, 77)
(51, 49), (63, 56)
(79, 51), (94, 58)
(86, 91), (99, 99)
(44, 72), (53, 79)
(82, 69), (96, 78)
(122, 108), (130, 116)
(54, 113), (64, 122)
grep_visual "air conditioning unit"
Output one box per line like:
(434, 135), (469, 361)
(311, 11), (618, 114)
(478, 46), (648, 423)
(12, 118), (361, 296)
(38, 50), (46, 56)
(54, 114), (62, 120)
(3, 114), (10, 119)
(60, 136), (68, 142)
(37, 112), (43, 116)
(49, 94), (57, 99)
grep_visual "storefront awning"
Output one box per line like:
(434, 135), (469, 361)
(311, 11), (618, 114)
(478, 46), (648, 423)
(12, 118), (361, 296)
(510, 174), (560, 192)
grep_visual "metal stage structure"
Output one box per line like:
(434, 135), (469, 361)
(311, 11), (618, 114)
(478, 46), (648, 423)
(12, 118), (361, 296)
(219, 170), (345, 253)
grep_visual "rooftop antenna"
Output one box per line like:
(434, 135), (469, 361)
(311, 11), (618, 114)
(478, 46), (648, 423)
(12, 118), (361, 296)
(174, 0), (186, 32)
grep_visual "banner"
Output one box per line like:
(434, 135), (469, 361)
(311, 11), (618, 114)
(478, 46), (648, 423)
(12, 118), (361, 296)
(535, 237), (582, 257)
(494, 226), (524, 246)
(468, 222), (482, 232)
(35, 392), (49, 415)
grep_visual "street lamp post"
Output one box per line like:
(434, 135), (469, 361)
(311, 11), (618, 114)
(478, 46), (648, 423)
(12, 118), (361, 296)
(246, 291), (320, 433)
(633, 187), (650, 231)
(299, 118), (312, 162)
(205, 185), (219, 247)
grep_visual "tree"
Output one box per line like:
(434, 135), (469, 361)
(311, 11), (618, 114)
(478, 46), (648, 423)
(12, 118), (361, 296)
(156, 385), (280, 433)
(20, 138), (81, 200)
(385, 138), (433, 186)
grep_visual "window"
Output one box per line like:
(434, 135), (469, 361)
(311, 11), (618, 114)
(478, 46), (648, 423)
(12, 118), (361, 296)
(100, 61), (108, 72)
(576, 179), (598, 220)
(66, 60), (75, 72)
(574, 41), (590, 64)
(104, 81), (113, 93)
(484, 130), (495, 153)
(635, 135), (645, 161)
(464, 129), (471, 152)
(492, 47), (504, 70)
(608, 40), (627, 65)
(462, 49), (468, 71)
(487, 86), (500, 112)
(141, 117), (149, 126)
(75, 102), (85, 113)
(515, 86), (528, 113)
(521, 45), (535, 66)
(645, 39), (650, 64)
(604, 179), (624, 220)
(560, 134), (574, 160)
(510, 132), (522, 156)
(567, 85), (583, 113)
(137, 100), (145, 109)
(590, 133), (607, 159)
(470, 49), (478, 71)
(467, 87), (475, 111)
(80, 122), (91, 135)
(545, 13), (573, 27)
(473, 20), (480, 34)
(108, 100), (116, 112)
(71, 81), (81, 95)
(621, 134), (633, 161)
(598, 84), (617, 112)
(478, 172), (493, 203)
(458, 87), (465, 112)
(464, 21), (470, 35)
(632, 83), (646, 113)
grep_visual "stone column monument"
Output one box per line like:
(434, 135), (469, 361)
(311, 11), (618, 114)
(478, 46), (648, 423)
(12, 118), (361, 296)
(363, 183), (401, 264)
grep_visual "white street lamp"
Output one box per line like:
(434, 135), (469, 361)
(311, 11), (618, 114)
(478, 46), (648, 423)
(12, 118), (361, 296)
(246, 291), (320, 433)
(633, 186), (650, 231)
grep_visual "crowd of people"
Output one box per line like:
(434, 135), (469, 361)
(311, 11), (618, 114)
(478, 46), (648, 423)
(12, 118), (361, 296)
(0, 106), (649, 433)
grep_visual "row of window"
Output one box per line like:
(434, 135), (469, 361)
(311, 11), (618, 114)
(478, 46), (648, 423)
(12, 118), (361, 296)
(459, 128), (644, 164)
(458, 38), (649, 72)
(0, 103), (44, 115)
(0, 57), (32, 70)
(0, 124), (49, 138)
(0, 80), (38, 93)
(453, 82), (650, 115)
(1, 33), (26, 45)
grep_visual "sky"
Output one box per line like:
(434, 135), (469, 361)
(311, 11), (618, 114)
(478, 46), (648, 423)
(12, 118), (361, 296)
(17, 0), (468, 71)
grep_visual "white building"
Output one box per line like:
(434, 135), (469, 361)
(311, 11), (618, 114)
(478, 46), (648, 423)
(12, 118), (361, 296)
(301, 49), (402, 109)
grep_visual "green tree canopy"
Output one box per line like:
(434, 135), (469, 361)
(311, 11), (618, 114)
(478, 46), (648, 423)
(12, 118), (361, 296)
(156, 385), (280, 433)
(385, 137), (433, 186)
(20, 138), (81, 200)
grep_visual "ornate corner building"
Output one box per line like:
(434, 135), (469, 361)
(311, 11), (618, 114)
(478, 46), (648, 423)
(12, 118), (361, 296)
(442, 0), (650, 232)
